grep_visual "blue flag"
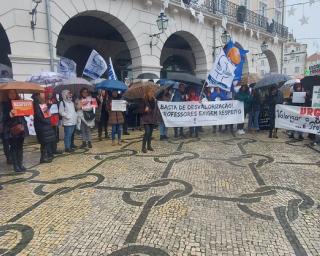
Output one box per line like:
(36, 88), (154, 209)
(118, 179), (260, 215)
(224, 41), (249, 83)
(107, 57), (118, 80)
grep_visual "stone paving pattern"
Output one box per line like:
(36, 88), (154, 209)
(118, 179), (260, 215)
(0, 129), (319, 256)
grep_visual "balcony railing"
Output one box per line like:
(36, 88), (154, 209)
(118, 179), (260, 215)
(171, 0), (289, 39)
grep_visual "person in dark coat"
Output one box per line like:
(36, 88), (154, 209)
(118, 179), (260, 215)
(172, 83), (187, 138)
(108, 91), (124, 146)
(141, 88), (158, 153)
(96, 90), (110, 141)
(266, 85), (283, 138)
(235, 85), (252, 135)
(248, 88), (261, 132)
(0, 98), (11, 165)
(2, 90), (27, 172)
(32, 92), (57, 164)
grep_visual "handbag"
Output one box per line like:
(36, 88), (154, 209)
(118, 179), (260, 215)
(10, 123), (25, 137)
(83, 110), (95, 121)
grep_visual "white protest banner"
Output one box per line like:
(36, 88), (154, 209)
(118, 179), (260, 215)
(83, 50), (107, 80)
(158, 100), (244, 128)
(206, 50), (236, 92)
(58, 57), (76, 79)
(312, 86), (320, 107)
(292, 92), (306, 104)
(112, 100), (127, 112)
(275, 104), (320, 135)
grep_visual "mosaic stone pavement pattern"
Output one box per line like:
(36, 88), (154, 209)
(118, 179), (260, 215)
(0, 129), (319, 256)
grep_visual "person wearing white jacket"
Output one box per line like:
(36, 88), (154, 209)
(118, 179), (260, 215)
(59, 90), (77, 152)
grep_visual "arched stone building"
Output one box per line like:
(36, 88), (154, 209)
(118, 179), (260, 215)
(0, 0), (287, 81)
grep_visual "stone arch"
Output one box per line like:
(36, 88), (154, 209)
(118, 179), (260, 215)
(160, 31), (207, 78)
(50, 0), (143, 72)
(0, 23), (12, 78)
(264, 49), (278, 73)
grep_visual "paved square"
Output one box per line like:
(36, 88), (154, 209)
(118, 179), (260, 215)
(0, 130), (319, 256)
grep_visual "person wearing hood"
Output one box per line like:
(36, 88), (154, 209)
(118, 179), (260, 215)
(2, 90), (27, 172)
(32, 92), (57, 163)
(75, 88), (95, 149)
(59, 90), (77, 152)
(45, 87), (62, 155)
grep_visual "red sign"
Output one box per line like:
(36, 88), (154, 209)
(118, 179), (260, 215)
(300, 107), (320, 117)
(12, 100), (34, 116)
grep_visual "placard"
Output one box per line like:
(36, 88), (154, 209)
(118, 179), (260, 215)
(49, 104), (59, 114)
(275, 104), (320, 135)
(158, 100), (244, 128)
(312, 86), (320, 107)
(111, 100), (127, 112)
(39, 104), (51, 118)
(292, 92), (306, 104)
(12, 100), (34, 116)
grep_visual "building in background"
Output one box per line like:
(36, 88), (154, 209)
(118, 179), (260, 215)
(306, 52), (320, 75)
(0, 0), (288, 81)
(257, 34), (307, 78)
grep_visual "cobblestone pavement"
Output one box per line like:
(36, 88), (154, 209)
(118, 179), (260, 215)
(0, 129), (319, 256)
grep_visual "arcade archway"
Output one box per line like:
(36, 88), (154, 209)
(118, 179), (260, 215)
(56, 11), (141, 80)
(0, 23), (12, 78)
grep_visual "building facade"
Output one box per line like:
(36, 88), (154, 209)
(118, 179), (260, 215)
(0, 0), (288, 81)
(257, 35), (307, 78)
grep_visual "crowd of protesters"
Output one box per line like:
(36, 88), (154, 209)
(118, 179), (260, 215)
(0, 80), (319, 174)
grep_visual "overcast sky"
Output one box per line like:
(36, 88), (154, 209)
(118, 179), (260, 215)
(285, 0), (320, 55)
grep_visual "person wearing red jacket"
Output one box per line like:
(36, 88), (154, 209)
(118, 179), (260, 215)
(45, 87), (62, 155)
(187, 89), (199, 138)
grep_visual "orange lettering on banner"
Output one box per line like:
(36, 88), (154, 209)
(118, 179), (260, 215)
(12, 100), (34, 116)
(300, 107), (320, 117)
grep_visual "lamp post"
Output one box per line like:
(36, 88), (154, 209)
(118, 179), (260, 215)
(30, 0), (42, 30)
(212, 30), (231, 56)
(149, 11), (169, 52)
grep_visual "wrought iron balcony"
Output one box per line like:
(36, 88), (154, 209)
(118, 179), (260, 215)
(170, 0), (289, 39)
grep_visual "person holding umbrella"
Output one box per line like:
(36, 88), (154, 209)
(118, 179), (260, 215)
(2, 90), (27, 172)
(32, 92), (57, 163)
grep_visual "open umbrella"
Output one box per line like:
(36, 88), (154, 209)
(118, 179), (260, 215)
(280, 79), (300, 92)
(301, 75), (320, 91)
(255, 73), (291, 89)
(54, 77), (94, 96)
(166, 72), (203, 86)
(27, 71), (66, 85)
(123, 81), (159, 100)
(0, 81), (44, 93)
(96, 80), (128, 92)
(156, 79), (176, 87)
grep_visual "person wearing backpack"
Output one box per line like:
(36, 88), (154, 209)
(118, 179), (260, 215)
(76, 88), (95, 149)
(59, 90), (77, 153)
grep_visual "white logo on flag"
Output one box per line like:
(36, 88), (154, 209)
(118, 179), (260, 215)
(206, 50), (236, 92)
(83, 50), (107, 80)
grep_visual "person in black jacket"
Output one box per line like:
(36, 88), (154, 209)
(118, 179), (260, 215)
(2, 90), (27, 172)
(266, 85), (283, 138)
(32, 92), (57, 164)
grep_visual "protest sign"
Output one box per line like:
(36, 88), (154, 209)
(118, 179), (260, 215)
(12, 100), (34, 116)
(275, 104), (320, 135)
(112, 100), (127, 111)
(49, 104), (59, 114)
(39, 104), (51, 118)
(158, 100), (244, 127)
(24, 116), (36, 136)
(312, 86), (320, 107)
(292, 92), (306, 104)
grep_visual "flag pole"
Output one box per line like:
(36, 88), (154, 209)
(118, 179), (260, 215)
(199, 80), (207, 101)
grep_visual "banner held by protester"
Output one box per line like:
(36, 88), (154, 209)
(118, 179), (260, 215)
(158, 100), (244, 128)
(275, 104), (320, 135)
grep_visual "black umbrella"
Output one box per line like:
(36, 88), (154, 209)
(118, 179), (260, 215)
(255, 73), (291, 89)
(166, 72), (203, 86)
(301, 75), (320, 91)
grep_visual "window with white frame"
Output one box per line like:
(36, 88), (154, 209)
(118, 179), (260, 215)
(259, 2), (267, 17)
(295, 56), (300, 62)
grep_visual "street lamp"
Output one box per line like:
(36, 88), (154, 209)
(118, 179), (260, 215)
(30, 0), (42, 30)
(221, 30), (231, 45)
(150, 11), (169, 52)
(260, 41), (268, 52)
